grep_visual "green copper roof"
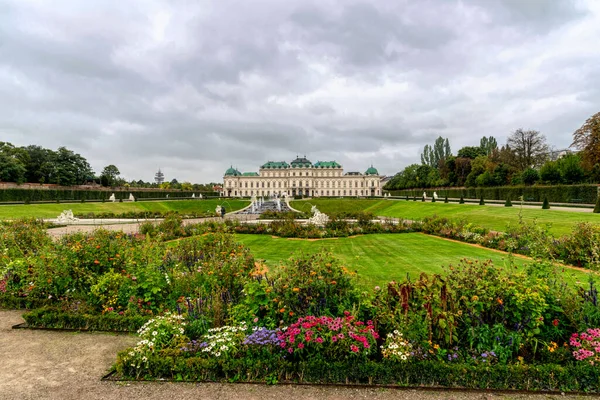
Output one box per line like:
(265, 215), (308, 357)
(242, 172), (259, 176)
(261, 161), (290, 169)
(365, 165), (379, 175)
(314, 161), (341, 168)
(224, 166), (241, 176)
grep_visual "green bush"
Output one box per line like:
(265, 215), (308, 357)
(0, 188), (216, 202)
(505, 198), (512, 207)
(22, 307), (149, 331)
(479, 196), (484, 205)
(459, 196), (464, 204)
(389, 184), (598, 204)
(114, 355), (600, 393)
(542, 197), (550, 209)
(594, 195), (600, 213)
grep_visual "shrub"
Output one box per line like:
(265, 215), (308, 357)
(444, 196), (448, 203)
(459, 196), (464, 204)
(479, 196), (485, 205)
(542, 197), (550, 209)
(594, 195), (600, 214)
(505, 198), (512, 207)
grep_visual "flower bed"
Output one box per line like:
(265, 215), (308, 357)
(3, 218), (600, 390)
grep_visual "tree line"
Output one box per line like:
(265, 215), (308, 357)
(385, 112), (600, 190)
(0, 142), (217, 191)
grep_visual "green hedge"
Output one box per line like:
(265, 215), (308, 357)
(0, 294), (53, 310)
(22, 307), (149, 332)
(389, 184), (598, 204)
(0, 189), (218, 202)
(115, 355), (600, 393)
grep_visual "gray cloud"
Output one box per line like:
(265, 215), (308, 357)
(0, 0), (598, 183)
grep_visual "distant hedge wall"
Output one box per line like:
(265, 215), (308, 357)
(388, 184), (599, 204)
(0, 189), (218, 202)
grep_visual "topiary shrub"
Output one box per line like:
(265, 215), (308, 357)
(422, 195), (425, 202)
(431, 196), (436, 203)
(459, 196), (464, 204)
(444, 196), (448, 203)
(595, 196), (600, 214)
(505, 198), (512, 207)
(542, 197), (550, 209)
(479, 196), (485, 205)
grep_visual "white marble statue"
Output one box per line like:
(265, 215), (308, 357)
(56, 210), (79, 224)
(308, 205), (329, 225)
(198, 193), (203, 199)
(129, 193), (135, 202)
(191, 193), (195, 198)
(109, 193), (116, 202)
(422, 192), (427, 200)
(433, 192), (438, 200)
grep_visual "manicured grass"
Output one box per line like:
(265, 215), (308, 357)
(236, 233), (568, 288)
(0, 199), (249, 219)
(290, 199), (600, 236)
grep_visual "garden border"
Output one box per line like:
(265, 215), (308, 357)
(11, 321), (135, 334)
(99, 369), (599, 397)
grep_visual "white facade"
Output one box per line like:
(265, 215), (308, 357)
(223, 157), (381, 198)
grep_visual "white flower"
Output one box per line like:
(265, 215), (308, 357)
(152, 331), (158, 336)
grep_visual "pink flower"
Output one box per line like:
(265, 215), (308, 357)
(332, 336), (338, 342)
(350, 345), (359, 353)
(298, 343), (305, 349)
(253, 317), (259, 323)
(315, 337), (323, 343)
(288, 348), (293, 353)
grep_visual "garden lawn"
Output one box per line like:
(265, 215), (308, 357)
(237, 233), (506, 288)
(290, 199), (600, 236)
(0, 199), (249, 220)
(235, 233), (591, 288)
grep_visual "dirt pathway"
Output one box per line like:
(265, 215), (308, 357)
(1, 310), (588, 400)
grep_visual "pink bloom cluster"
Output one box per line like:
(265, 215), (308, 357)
(570, 328), (600, 365)
(277, 312), (379, 356)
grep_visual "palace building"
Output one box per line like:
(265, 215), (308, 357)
(223, 156), (382, 198)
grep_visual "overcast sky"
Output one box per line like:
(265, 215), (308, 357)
(1, 0), (598, 183)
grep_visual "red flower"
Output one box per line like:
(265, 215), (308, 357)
(350, 345), (359, 353)
(298, 343), (305, 349)
(553, 319), (559, 327)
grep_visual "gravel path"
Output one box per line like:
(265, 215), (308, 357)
(0, 310), (591, 400)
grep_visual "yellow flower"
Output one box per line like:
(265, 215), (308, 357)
(433, 344), (440, 350)
(292, 287), (300, 292)
(471, 295), (479, 302)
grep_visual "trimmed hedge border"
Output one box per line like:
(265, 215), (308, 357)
(0, 294), (53, 310)
(114, 356), (600, 393)
(388, 184), (598, 204)
(22, 307), (149, 332)
(0, 188), (218, 202)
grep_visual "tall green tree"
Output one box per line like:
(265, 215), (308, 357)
(457, 146), (486, 159)
(100, 165), (121, 187)
(49, 147), (94, 186)
(420, 136), (451, 169)
(558, 154), (585, 184)
(480, 136), (498, 156)
(0, 142), (27, 183)
(23, 145), (54, 183)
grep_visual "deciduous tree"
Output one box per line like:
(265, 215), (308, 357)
(507, 129), (549, 171)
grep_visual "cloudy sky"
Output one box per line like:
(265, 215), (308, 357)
(0, 0), (599, 183)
